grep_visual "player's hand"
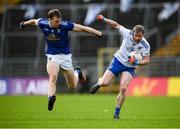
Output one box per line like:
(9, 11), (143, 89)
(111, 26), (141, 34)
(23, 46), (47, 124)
(96, 15), (105, 22)
(128, 56), (138, 65)
(96, 32), (103, 38)
(20, 21), (25, 29)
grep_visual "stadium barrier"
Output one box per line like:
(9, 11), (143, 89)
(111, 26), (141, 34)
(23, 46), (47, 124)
(0, 77), (179, 96)
(100, 77), (180, 96)
(0, 77), (48, 95)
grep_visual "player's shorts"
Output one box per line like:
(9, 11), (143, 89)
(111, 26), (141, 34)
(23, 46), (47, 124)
(108, 57), (135, 77)
(46, 54), (73, 70)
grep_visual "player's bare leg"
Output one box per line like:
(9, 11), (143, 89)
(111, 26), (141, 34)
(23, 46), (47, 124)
(62, 69), (79, 89)
(46, 61), (59, 111)
(90, 70), (115, 94)
(63, 66), (86, 89)
(114, 71), (133, 119)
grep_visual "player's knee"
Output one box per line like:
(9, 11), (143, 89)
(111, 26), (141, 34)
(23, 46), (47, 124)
(120, 87), (127, 95)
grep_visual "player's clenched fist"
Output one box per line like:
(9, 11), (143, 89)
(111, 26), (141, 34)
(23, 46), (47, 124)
(96, 15), (106, 22)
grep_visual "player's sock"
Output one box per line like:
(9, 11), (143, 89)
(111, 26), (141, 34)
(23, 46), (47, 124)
(90, 82), (100, 94)
(74, 66), (86, 82)
(48, 95), (56, 111)
(114, 107), (120, 119)
(48, 95), (55, 100)
(74, 68), (80, 75)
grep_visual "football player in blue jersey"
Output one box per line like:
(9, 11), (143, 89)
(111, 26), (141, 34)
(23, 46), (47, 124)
(20, 9), (102, 111)
(90, 15), (150, 119)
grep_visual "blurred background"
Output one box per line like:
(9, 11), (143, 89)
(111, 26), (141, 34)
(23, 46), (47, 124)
(0, 0), (179, 95)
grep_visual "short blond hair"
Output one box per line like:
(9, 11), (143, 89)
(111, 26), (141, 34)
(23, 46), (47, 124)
(133, 25), (145, 34)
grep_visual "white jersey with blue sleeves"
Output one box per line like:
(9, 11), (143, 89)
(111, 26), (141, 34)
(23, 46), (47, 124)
(35, 18), (74, 55)
(114, 26), (150, 68)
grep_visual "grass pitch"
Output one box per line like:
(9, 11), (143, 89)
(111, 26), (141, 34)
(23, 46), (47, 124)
(0, 94), (180, 128)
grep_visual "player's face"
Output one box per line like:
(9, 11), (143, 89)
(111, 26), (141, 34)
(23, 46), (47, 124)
(133, 32), (144, 43)
(49, 16), (61, 28)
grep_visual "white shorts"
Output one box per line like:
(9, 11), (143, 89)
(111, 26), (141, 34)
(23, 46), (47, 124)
(46, 54), (73, 70)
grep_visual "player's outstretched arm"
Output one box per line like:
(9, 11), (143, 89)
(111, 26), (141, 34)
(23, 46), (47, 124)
(96, 15), (121, 30)
(73, 23), (103, 37)
(20, 19), (38, 29)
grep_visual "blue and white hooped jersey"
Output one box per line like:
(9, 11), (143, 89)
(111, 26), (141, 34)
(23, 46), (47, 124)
(114, 26), (150, 68)
(35, 18), (74, 55)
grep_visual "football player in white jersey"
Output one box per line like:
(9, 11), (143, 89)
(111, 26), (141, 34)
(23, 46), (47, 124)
(20, 9), (102, 111)
(90, 15), (150, 119)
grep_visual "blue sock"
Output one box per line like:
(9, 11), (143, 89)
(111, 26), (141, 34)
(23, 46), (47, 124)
(114, 107), (120, 116)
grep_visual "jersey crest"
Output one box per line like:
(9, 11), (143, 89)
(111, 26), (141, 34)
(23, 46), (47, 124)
(47, 34), (60, 41)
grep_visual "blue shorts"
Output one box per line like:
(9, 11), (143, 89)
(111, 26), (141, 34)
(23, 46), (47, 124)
(108, 57), (135, 77)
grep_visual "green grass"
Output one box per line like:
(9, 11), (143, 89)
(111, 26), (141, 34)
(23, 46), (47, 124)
(0, 94), (180, 128)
